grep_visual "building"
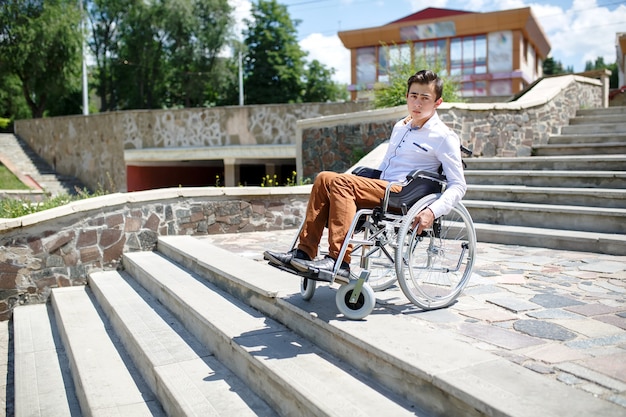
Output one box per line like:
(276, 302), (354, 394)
(338, 7), (550, 101)
(617, 32), (626, 88)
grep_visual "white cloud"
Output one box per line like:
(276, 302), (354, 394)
(300, 33), (352, 84)
(543, 1), (626, 70)
(229, 0), (252, 40)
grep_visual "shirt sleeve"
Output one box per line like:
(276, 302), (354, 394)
(427, 130), (467, 218)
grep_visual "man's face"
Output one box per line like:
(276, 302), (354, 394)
(406, 81), (443, 128)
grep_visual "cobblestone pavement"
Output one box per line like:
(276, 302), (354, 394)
(199, 229), (626, 409)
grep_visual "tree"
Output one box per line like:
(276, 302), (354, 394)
(373, 51), (461, 108)
(161, 0), (233, 108)
(0, 0), (82, 118)
(0, 73), (31, 122)
(243, 0), (306, 104)
(87, 0), (129, 112)
(585, 56), (619, 88)
(88, 0), (234, 111)
(302, 60), (347, 102)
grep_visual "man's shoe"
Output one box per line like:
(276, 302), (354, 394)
(290, 255), (350, 283)
(264, 248), (311, 268)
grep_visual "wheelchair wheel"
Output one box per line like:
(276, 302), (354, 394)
(300, 277), (316, 301)
(395, 196), (476, 310)
(336, 282), (376, 320)
(358, 246), (397, 291)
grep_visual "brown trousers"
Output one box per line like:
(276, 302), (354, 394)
(297, 171), (400, 263)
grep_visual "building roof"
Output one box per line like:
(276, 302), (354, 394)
(387, 7), (473, 24)
(338, 7), (550, 58)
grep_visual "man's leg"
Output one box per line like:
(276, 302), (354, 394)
(326, 174), (389, 263)
(296, 171), (339, 259)
(264, 171), (338, 268)
(291, 174), (390, 281)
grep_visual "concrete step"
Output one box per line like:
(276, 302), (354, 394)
(465, 185), (626, 208)
(561, 123), (626, 135)
(50, 286), (165, 416)
(153, 235), (624, 416)
(577, 106), (626, 116)
(464, 170), (626, 188)
(88, 270), (277, 417)
(548, 133), (626, 145)
(569, 114), (626, 125)
(473, 223), (626, 255)
(464, 200), (626, 234)
(469, 199), (624, 236)
(533, 142), (626, 156)
(122, 249), (421, 417)
(12, 304), (81, 417)
(463, 155), (626, 171)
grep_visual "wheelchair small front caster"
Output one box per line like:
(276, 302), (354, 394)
(335, 271), (375, 320)
(300, 277), (316, 300)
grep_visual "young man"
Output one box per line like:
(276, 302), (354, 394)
(264, 69), (466, 282)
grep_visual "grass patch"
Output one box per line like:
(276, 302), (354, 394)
(0, 164), (29, 190)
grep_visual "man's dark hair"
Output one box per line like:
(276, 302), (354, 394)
(406, 70), (444, 100)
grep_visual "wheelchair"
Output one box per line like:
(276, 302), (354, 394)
(278, 164), (476, 320)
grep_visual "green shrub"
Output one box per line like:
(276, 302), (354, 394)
(0, 117), (11, 130)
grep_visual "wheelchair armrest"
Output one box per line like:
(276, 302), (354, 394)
(352, 166), (382, 179)
(406, 169), (447, 184)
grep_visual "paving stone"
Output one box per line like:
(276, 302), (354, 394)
(594, 315), (626, 330)
(506, 262), (543, 271)
(557, 372), (583, 385)
(457, 323), (544, 350)
(553, 319), (624, 338)
(562, 270), (599, 279)
(556, 362), (626, 391)
(579, 383), (610, 397)
(579, 261), (626, 274)
(513, 320), (578, 341)
(524, 343), (589, 363)
(529, 293), (584, 308)
(492, 274), (526, 285)
(458, 308), (518, 323)
(609, 394), (626, 408)
(565, 303), (624, 317)
(510, 256), (555, 265)
(594, 280), (626, 294)
(463, 284), (504, 296)
(485, 296), (541, 313)
(413, 309), (461, 323)
(526, 308), (583, 320)
(580, 351), (626, 384)
(577, 282), (610, 294)
(566, 333), (626, 349)
(524, 361), (554, 374)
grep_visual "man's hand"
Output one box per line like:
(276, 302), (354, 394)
(412, 207), (435, 234)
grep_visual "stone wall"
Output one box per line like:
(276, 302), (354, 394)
(297, 75), (602, 178)
(0, 187), (310, 320)
(14, 102), (370, 193)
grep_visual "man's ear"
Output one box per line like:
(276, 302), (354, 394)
(434, 97), (443, 108)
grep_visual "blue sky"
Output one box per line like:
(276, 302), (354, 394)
(231, 0), (626, 84)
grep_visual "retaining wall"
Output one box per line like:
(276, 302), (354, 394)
(297, 75), (602, 178)
(0, 187), (310, 320)
(14, 102), (370, 193)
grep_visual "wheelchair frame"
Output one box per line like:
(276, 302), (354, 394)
(286, 169), (476, 320)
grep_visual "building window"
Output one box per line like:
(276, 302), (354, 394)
(414, 39), (448, 70)
(450, 35), (487, 76)
(356, 47), (377, 85)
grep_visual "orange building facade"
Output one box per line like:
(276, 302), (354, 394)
(338, 7), (551, 101)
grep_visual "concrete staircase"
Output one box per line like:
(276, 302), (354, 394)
(12, 235), (623, 417)
(0, 133), (86, 198)
(462, 106), (626, 255)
